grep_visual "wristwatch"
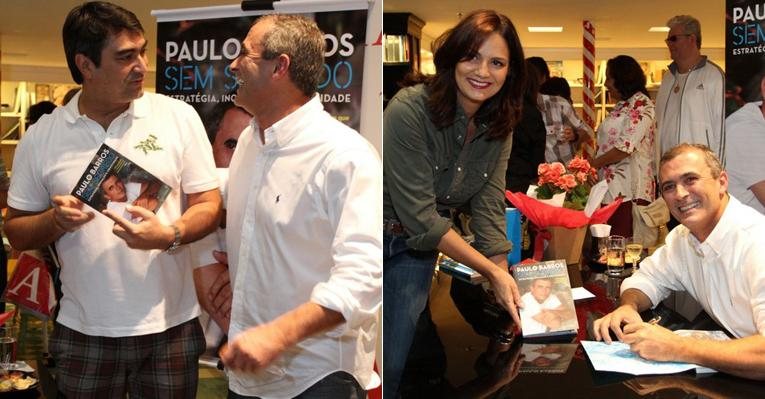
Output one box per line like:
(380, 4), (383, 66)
(166, 224), (182, 253)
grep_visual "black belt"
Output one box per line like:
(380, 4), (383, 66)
(383, 219), (406, 236)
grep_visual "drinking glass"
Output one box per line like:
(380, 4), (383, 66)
(0, 325), (18, 371)
(606, 235), (625, 277)
(625, 238), (643, 270)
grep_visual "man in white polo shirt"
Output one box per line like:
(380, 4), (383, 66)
(4, 2), (221, 396)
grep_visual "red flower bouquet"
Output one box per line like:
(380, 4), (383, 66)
(535, 157), (598, 211)
(507, 157), (621, 264)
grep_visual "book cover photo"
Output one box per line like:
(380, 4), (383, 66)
(71, 143), (171, 223)
(514, 259), (578, 338)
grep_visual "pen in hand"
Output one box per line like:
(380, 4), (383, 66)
(647, 315), (662, 325)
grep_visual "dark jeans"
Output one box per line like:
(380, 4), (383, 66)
(227, 371), (365, 399)
(382, 233), (438, 399)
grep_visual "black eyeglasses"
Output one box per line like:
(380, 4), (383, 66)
(665, 34), (691, 44)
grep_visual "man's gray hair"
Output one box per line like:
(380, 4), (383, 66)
(660, 143), (722, 178)
(667, 15), (702, 49)
(259, 14), (325, 97)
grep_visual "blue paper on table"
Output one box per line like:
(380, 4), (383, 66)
(581, 340), (718, 375)
(506, 208), (522, 265)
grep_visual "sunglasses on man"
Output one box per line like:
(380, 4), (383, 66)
(665, 34), (692, 44)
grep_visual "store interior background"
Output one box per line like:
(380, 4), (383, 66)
(382, 0), (724, 122)
(0, 0), (254, 171)
(2, 0), (725, 170)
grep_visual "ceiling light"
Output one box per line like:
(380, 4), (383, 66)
(648, 27), (669, 32)
(528, 26), (563, 33)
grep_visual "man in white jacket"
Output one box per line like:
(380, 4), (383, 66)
(655, 15), (725, 164)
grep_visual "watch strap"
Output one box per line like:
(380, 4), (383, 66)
(166, 224), (182, 253)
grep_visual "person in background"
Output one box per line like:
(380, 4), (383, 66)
(27, 100), (56, 125)
(202, 101), (252, 168)
(594, 144), (765, 381)
(62, 87), (80, 106)
(191, 101), (252, 351)
(216, 14), (381, 398)
(0, 100), (51, 313)
(531, 57), (593, 164)
(383, 10), (526, 398)
(526, 56), (550, 85)
(725, 72), (765, 215)
(540, 76), (573, 104)
(590, 55), (656, 238)
(4, 2), (221, 396)
(655, 15), (725, 163)
(505, 60), (546, 194)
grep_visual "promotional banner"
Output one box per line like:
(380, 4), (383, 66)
(154, 3), (368, 132)
(726, 0), (765, 115)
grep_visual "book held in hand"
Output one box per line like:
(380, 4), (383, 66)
(514, 259), (578, 338)
(436, 254), (487, 284)
(71, 143), (171, 222)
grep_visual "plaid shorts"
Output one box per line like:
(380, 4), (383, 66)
(49, 318), (205, 398)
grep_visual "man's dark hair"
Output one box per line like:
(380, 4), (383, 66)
(62, 1), (144, 84)
(526, 56), (550, 84)
(203, 101), (249, 144)
(62, 87), (81, 105)
(540, 77), (572, 104)
(606, 55), (648, 100)
(28, 101), (57, 125)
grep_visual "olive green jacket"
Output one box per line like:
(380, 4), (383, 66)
(383, 84), (512, 257)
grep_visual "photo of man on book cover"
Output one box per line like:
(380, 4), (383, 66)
(98, 170), (165, 222)
(514, 260), (578, 337)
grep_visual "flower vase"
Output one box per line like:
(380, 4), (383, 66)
(543, 225), (587, 267)
(543, 225), (587, 287)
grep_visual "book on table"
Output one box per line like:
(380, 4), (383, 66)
(71, 143), (171, 222)
(514, 259), (578, 338)
(436, 254), (487, 284)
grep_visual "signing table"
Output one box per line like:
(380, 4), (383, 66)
(398, 271), (765, 398)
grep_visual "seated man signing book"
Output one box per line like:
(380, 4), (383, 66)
(594, 143), (765, 380)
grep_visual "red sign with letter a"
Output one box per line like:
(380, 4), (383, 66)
(2, 252), (56, 319)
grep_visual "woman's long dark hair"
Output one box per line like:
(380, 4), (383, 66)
(426, 9), (525, 140)
(607, 55), (649, 100)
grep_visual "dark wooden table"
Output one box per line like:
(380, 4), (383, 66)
(398, 271), (765, 398)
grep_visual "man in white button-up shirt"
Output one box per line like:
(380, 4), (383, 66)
(593, 144), (765, 380)
(214, 15), (382, 398)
